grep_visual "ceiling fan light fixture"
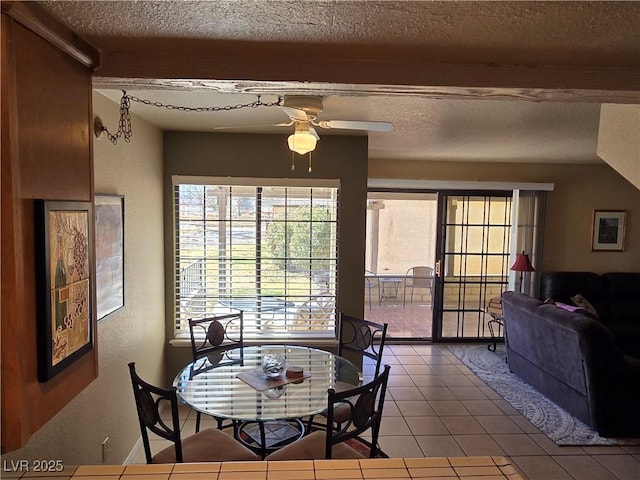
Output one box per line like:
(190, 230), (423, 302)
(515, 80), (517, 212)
(287, 131), (317, 155)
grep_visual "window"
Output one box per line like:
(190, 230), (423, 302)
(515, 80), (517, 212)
(174, 177), (339, 339)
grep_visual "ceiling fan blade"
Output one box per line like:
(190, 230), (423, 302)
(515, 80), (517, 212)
(211, 121), (293, 130)
(280, 106), (309, 122)
(314, 120), (394, 132)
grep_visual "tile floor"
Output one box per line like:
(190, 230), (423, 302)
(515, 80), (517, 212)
(372, 344), (640, 480)
(130, 344), (640, 480)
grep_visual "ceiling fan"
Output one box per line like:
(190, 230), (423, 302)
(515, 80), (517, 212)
(214, 95), (394, 156)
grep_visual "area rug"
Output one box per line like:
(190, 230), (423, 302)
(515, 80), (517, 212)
(448, 344), (640, 446)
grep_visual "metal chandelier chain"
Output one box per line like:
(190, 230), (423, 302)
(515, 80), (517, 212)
(104, 94), (132, 145)
(102, 91), (283, 145)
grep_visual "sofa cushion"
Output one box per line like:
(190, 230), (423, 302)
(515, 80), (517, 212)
(570, 294), (599, 319)
(540, 272), (607, 319)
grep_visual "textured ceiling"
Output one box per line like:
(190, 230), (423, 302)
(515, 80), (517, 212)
(40, 1), (640, 66)
(38, 1), (640, 164)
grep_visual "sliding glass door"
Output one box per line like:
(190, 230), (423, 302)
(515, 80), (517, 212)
(364, 191), (437, 339)
(364, 187), (545, 343)
(433, 193), (512, 341)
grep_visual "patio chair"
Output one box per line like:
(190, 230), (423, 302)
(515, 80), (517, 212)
(403, 266), (434, 306)
(365, 270), (379, 310)
(127, 362), (259, 463)
(265, 365), (391, 460)
(188, 312), (243, 432)
(292, 293), (335, 330)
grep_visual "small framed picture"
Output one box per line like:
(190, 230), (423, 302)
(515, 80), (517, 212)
(95, 194), (125, 320)
(591, 210), (626, 252)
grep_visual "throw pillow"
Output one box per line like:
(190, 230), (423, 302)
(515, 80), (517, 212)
(571, 293), (599, 319)
(555, 301), (598, 320)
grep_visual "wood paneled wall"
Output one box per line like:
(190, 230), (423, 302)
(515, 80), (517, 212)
(1, 10), (98, 453)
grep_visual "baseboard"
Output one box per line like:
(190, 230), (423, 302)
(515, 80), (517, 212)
(123, 437), (143, 465)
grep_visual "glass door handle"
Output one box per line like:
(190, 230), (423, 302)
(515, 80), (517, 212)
(435, 260), (442, 277)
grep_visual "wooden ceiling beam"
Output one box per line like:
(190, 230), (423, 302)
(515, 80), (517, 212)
(91, 39), (639, 104)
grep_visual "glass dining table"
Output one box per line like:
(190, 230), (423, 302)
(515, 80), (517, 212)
(173, 344), (362, 457)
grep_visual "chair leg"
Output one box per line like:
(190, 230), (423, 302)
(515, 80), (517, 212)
(306, 415), (315, 432)
(195, 412), (201, 433)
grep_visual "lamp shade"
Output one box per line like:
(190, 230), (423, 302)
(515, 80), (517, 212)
(510, 252), (535, 272)
(287, 131), (317, 155)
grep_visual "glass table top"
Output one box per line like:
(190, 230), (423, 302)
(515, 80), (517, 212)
(173, 345), (362, 422)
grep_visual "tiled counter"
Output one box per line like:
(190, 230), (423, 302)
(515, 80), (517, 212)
(4, 457), (524, 480)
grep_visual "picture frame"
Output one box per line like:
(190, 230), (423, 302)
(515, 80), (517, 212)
(95, 194), (125, 320)
(35, 200), (93, 382)
(591, 210), (626, 252)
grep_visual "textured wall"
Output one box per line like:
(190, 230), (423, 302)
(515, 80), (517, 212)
(0, 93), (165, 464)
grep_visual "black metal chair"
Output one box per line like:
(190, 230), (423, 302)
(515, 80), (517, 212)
(188, 311), (243, 432)
(265, 365), (391, 460)
(338, 312), (388, 379)
(128, 362), (258, 463)
(332, 313), (388, 425)
(307, 313), (388, 431)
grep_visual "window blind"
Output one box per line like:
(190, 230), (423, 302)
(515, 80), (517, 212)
(174, 180), (339, 339)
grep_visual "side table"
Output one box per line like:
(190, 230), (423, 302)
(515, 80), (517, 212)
(485, 296), (504, 352)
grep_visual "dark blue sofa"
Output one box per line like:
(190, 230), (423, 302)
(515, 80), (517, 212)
(502, 291), (640, 437)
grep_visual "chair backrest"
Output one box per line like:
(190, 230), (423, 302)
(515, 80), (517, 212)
(294, 293), (336, 330)
(338, 313), (388, 377)
(365, 270), (379, 287)
(324, 364), (391, 459)
(407, 266), (434, 287)
(128, 362), (183, 463)
(188, 311), (244, 363)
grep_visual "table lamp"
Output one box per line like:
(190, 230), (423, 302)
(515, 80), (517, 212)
(511, 251), (535, 293)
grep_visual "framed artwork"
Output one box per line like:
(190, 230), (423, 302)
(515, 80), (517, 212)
(95, 194), (125, 320)
(591, 210), (626, 252)
(35, 200), (93, 382)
